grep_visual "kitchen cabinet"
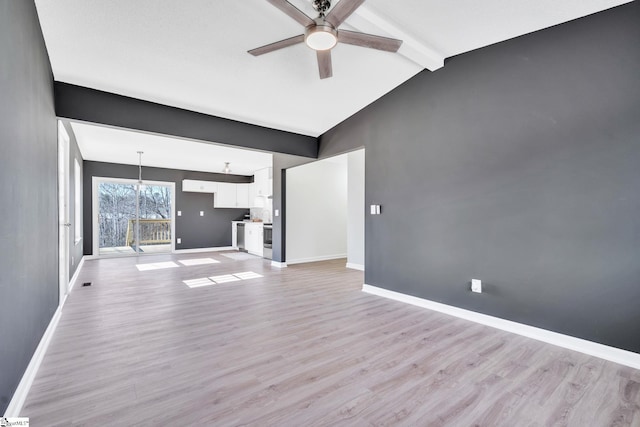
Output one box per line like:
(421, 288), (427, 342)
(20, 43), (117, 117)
(244, 223), (263, 257)
(214, 183), (250, 208)
(182, 179), (218, 193)
(215, 183), (236, 208)
(254, 167), (272, 197)
(248, 167), (272, 208)
(236, 184), (249, 208)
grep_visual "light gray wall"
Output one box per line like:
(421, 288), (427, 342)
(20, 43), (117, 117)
(319, 2), (640, 353)
(347, 150), (365, 268)
(271, 153), (314, 263)
(83, 162), (252, 254)
(0, 0), (58, 413)
(286, 157), (348, 264)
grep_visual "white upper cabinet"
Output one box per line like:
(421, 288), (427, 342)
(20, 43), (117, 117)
(214, 182), (237, 208)
(214, 182), (251, 208)
(254, 167), (272, 197)
(182, 179), (218, 193)
(183, 172), (270, 209)
(236, 184), (250, 208)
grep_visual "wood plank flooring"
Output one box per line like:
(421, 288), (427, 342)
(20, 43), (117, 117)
(22, 253), (640, 426)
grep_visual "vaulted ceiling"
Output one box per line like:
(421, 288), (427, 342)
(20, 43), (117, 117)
(36, 0), (631, 138)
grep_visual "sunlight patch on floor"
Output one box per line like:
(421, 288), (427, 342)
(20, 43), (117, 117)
(136, 261), (180, 271)
(233, 271), (263, 280)
(182, 278), (216, 288)
(182, 271), (264, 288)
(209, 274), (241, 284)
(179, 258), (220, 266)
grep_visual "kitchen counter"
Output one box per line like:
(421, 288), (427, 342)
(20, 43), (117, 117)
(232, 222), (267, 256)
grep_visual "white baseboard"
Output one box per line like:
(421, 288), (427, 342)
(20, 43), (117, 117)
(4, 257), (87, 417)
(68, 256), (85, 293)
(4, 255), (91, 418)
(4, 308), (63, 417)
(174, 246), (234, 254)
(346, 262), (365, 271)
(286, 253), (347, 265)
(271, 261), (288, 268)
(362, 284), (640, 370)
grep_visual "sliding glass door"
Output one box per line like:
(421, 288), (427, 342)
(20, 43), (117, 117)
(94, 178), (174, 256)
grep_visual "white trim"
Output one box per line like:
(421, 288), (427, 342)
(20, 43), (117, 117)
(58, 121), (70, 307)
(286, 253), (347, 265)
(362, 284), (640, 370)
(68, 256), (85, 293)
(271, 261), (288, 268)
(174, 246), (235, 254)
(346, 262), (365, 271)
(4, 257), (86, 417)
(3, 308), (63, 417)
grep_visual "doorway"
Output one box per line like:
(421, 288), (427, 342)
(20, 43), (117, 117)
(92, 177), (175, 256)
(284, 149), (365, 269)
(58, 121), (70, 304)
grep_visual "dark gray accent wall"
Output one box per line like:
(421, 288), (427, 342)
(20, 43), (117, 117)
(55, 82), (318, 158)
(0, 0), (58, 413)
(63, 122), (84, 278)
(83, 162), (252, 254)
(320, 2), (640, 353)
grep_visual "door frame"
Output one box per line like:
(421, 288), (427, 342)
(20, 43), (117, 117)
(92, 176), (176, 257)
(57, 121), (70, 304)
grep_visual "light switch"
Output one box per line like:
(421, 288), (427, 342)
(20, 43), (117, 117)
(177, 238), (182, 244)
(370, 205), (377, 215)
(177, 210), (182, 216)
(471, 279), (482, 293)
(200, 211), (204, 216)
(370, 205), (382, 215)
(274, 209), (279, 217)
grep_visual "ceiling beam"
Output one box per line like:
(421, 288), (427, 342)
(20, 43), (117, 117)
(54, 82), (319, 158)
(343, 4), (445, 71)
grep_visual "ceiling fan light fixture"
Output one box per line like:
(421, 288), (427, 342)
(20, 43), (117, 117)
(305, 25), (338, 51)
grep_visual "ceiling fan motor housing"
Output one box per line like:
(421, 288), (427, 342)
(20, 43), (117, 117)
(312, 0), (331, 15)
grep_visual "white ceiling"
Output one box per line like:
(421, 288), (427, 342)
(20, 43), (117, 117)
(71, 122), (273, 176)
(36, 0), (631, 138)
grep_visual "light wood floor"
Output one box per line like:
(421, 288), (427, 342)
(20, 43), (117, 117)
(23, 253), (640, 426)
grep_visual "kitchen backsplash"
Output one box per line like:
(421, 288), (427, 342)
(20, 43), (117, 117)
(250, 201), (272, 223)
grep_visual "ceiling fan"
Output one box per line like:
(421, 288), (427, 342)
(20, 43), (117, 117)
(248, 0), (403, 79)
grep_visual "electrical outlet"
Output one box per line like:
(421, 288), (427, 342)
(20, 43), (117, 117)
(177, 238), (182, 244)
(200, 211), (204, 216)
(471, 279), (482, 293)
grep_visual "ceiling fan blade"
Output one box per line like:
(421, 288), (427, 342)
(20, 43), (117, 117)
(266, 0), (315, 27)
(338, 30), (402, 52)
(317, 50), (333, 79)
(248, 34), (305, 56)
(325, 0), (365, 28)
